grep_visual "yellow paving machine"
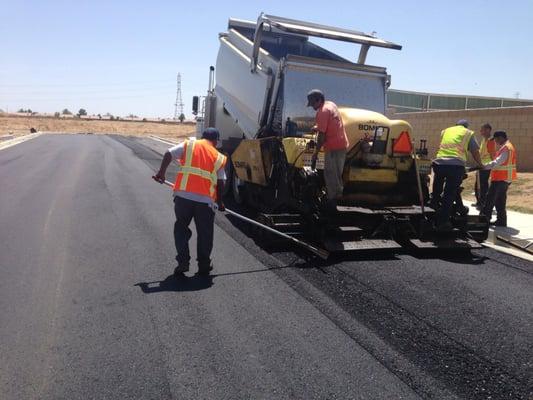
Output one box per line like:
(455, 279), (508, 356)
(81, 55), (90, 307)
(192, 14), (488, 256)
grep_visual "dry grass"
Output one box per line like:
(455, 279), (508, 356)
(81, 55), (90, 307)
(462, 172), (533, 214)
(0, 115), (195, 142)
(6, 115), (531, 213)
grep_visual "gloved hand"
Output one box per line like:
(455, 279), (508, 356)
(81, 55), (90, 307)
(311, 153), (318, 170)
(216, 202), (225, 212)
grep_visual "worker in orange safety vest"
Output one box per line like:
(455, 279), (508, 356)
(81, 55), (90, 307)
(482, 131), (517, 227)
(474, 123), (496, 210)
(154, 128), (227, 277)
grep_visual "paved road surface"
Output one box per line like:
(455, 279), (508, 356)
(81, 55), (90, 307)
(1, 134), (532, 399)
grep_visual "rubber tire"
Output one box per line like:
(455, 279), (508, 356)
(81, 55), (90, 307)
(221, 155), (232, 197)
(232, 169), (245, 205)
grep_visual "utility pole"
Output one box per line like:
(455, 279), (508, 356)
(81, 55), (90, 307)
(174, 73), (184, 120)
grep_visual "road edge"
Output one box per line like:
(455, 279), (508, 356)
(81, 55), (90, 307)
(0, 132), (41, 151)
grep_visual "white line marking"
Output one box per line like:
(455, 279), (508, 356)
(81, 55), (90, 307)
(0, 132), (41, 151)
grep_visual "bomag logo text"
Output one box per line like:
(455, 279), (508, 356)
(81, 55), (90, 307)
(359, 124), (377, 131)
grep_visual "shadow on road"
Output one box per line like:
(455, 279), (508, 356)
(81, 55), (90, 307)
(135, 274), (213, 293)
(134, 259), (316, 293)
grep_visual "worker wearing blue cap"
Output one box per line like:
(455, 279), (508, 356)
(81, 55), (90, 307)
(154, 128), (227, 277)
(431, 119), (483, 232)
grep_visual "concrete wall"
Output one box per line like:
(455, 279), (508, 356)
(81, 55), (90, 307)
(389, 106), (533, 172)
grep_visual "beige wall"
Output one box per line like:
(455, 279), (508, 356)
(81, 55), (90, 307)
(389, 106), (533, 172)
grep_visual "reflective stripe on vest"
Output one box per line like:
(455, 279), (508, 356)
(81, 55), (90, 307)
(179, 140), (197, 191)
(436, 126), (473, 161)
(209, 153), (226, 196)
(479, 137), (495, 164)
(174, 139), (227, 199)
(491, 142), (517, 182)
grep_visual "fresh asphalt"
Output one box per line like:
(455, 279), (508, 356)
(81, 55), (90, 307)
(1, 134), (531, 399)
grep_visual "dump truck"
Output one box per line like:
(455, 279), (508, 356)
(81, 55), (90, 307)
(192, 13), (488, 255)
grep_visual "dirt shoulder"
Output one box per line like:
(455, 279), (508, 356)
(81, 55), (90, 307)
(462, 172), (533, 214)
(0, 115), (195, 142)
(5, 114), (530, 214)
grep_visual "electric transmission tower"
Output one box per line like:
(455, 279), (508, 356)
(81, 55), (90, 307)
(174, 73), (184, 120)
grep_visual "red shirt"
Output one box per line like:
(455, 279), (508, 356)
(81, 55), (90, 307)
(315, 101), (349, 151)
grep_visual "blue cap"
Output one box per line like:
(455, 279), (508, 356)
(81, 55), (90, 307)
(202, 127), (220, 141)
(493, 130), (507, 140)
(456, 119), (469, 128)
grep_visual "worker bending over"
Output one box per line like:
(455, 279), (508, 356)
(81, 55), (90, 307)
(482, 131), (517, 227)
(475, 123), (496, 210)
(431, 119), (483, 232)
(154, 128), (227, 277)
(307, 89), (349, 210)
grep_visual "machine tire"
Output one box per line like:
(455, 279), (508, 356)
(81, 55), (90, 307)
(232, 170), (245, 204)
(222, 154), (232, 197)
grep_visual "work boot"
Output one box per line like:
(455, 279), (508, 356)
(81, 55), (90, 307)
(428, 201), (440, 211)
(197, 264), (213, 276)
(435, 222), (453, 233)
(174, 263), (189, 278)
(325, 199), (337, 215)
(489, 220), (507, 227)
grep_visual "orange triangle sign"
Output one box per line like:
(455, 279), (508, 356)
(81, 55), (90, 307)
(393, 131), (413, 154)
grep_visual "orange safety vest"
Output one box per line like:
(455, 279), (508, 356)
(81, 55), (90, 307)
(490, 141), (517, 182)
(174, 139), (227, 201)
(487, 138), (497, 160)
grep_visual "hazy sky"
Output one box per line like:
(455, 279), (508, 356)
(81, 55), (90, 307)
(1, 0), (532, 118)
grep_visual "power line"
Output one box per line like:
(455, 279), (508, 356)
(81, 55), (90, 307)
(0, 79), (173, 88)
(0, 91), (173, 101)
(173, 73), (184, 120)
(0, 86), (173, 95)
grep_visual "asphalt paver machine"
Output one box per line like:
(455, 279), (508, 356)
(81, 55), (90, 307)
(192, 13), (488, 256)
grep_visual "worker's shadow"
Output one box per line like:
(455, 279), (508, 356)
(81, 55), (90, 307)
(135, 274), (213, 293)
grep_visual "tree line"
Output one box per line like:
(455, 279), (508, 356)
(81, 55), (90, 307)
(13, 108), (187, 122)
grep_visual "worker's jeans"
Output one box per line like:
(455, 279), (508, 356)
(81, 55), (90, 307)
(324, 149), (346, 200)
(431, 164), (465, 226)
(475, 169), (490, 208)
(173, 196), (215, 269)
(483, 181), (510, 225)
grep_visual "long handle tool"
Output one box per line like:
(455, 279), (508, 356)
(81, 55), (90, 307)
(411, 144), (426, 217)
(153, 177), (330, 260)
(223, 208), (330, 260)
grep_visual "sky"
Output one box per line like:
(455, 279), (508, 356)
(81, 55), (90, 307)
(1, 0), (532, 118)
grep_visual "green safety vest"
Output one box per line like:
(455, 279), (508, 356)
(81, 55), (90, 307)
(479, 137), (496, 164)
(435, 125), (473, 162)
